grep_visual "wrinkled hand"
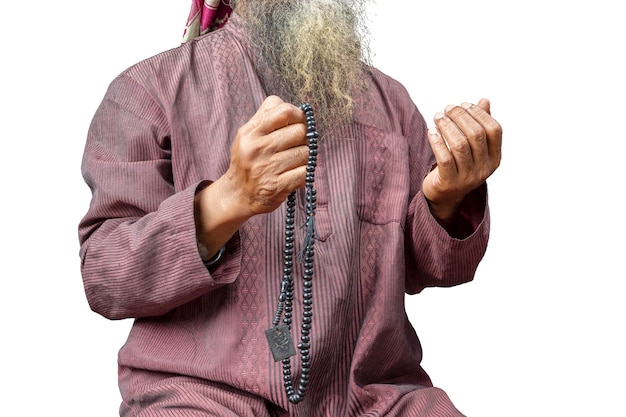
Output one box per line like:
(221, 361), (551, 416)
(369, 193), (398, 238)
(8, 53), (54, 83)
(194, 96), (309, 257)
(225, 95), (309, 218)
(423, 98), (502, 221)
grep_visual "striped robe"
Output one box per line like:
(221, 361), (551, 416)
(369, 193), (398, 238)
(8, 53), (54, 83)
(79, 13), (489, 417)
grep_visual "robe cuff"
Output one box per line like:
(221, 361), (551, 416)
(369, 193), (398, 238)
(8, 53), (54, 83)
(427, 183), (488, 240)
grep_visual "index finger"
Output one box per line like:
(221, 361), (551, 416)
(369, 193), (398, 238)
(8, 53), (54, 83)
(254, 96), (306, 136)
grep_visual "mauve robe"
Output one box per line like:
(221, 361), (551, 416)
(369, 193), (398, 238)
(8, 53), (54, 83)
(79, 14), (489, 417)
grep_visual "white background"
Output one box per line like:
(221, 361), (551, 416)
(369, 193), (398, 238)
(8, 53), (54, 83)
(1, 1), (624, 416)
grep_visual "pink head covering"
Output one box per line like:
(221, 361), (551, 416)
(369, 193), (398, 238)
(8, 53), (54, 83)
(182, 0), (233, 42)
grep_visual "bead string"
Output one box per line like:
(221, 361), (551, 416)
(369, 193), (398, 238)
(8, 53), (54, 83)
(266, 103), (318, 404)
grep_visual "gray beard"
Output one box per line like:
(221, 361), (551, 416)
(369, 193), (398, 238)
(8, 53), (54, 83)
(237, 0), (372, 131)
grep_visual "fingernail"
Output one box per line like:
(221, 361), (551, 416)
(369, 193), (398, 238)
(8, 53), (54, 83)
(434, 112), (445, 120)
(461, 102), (473, 109)
(445, 104), (455, 113)
(428, 126), (439, 135)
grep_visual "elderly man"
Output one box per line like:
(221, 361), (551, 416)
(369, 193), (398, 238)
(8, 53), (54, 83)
(78, 0), (502, 415)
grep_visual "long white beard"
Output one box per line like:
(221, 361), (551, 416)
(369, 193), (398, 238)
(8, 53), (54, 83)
(237, 0), (372, 130)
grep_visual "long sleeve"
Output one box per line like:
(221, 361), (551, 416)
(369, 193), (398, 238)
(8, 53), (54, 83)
(401, 100), (490, 294)
(78, 21), (497, 413)
(405, 185), (490, 294)
(78, 74), (240, 320)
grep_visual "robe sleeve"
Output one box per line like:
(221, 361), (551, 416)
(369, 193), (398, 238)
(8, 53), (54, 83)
(402, 103), (490, 294)
(78, 74), (241, 320)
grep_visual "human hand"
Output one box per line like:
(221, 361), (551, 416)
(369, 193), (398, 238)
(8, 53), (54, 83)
(422, 98), (502, 221)
(222, 95), (309, 218)
(194, 96), (308, 256)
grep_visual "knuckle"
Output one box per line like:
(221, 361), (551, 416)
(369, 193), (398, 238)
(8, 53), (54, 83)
(492, 156), (502, 171)
(297, 145), (309, 161)
(451, 140), (471, 155)
(276, 101), (297, 120)
(466, 126), (486, 142)
(437, 152), (454, 168)
(258, 179), (280, 201)
(236, 121), (254, 139)
(291, 122), (307, 139)
(487, 120), (503, 137)
(236, 135), (260, 158)
(263, 95), (283, 109)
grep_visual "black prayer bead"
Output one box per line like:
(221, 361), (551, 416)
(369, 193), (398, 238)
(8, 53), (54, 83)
(271, 103), (319, 405)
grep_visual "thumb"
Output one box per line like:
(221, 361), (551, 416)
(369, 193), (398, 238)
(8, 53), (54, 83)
(477, 98), (491, 115)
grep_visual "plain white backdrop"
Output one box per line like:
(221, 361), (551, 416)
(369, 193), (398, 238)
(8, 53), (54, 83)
(1, 1), (624, 416)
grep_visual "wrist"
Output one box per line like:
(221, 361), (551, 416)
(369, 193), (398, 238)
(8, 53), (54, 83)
(194, 177), (249, 256)
(426, 197), (462, 223)
(197, 239), (226, 266)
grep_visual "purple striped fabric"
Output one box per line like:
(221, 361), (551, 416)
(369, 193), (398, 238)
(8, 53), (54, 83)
(79, 14), (489, 416)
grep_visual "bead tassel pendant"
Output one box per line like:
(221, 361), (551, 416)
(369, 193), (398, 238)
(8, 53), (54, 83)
(265, 103), (318, 404)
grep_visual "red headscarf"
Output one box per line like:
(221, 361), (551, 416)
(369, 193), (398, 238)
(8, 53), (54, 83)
(182, 0), (232, 42)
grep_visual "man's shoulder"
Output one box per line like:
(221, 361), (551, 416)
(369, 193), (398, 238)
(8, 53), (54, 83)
(351, 66), (423, 134)
(122, 29), (234, 79)
(367, 66), (412, 98)
(101, 25), (250, 110)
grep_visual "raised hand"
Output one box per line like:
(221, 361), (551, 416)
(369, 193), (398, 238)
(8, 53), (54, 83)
(224, 95), (309, 216)
(194, 95), (309, 256)
(423, 98), (502, 222)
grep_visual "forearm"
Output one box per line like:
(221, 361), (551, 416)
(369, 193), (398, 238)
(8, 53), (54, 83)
(193, 176), (253, 260)
(194, 96), (310, 259)
(80, 183), (240, 319)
